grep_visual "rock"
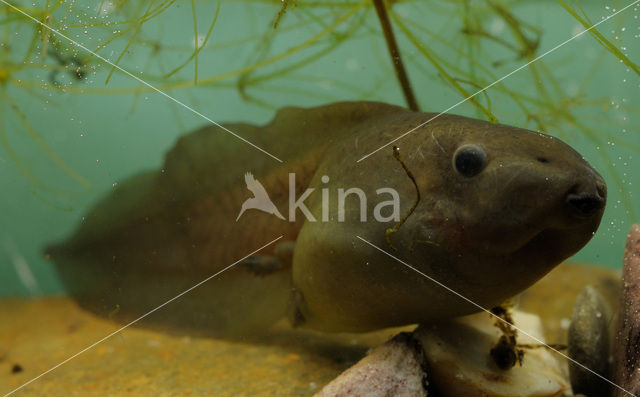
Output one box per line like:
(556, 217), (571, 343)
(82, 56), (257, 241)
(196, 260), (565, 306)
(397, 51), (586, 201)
(568, 285), (613, 396)
(314, 332), (428, 397)
(612, 224), (640, 397)
(415, 310), (570, 397)
(519, 263), (620, 345)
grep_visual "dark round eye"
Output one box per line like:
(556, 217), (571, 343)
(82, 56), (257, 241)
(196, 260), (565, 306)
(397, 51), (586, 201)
(453, 144), (487, 177)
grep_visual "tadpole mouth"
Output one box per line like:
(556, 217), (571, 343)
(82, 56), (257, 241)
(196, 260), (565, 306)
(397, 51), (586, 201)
(509, 189), (605, 259)
(565, 190), (606, 219)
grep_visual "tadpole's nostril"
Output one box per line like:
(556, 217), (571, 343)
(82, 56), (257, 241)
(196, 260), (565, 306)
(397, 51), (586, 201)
(566, 192), (605, 218)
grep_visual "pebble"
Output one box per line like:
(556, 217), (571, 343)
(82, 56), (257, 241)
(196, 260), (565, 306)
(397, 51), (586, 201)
(314, 332), (428, 397)
(414, 310), (569, 397)
(567, 285), (612, 396)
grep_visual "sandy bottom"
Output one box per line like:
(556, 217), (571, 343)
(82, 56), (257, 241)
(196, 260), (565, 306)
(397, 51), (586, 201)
(0, 263), (619, 396)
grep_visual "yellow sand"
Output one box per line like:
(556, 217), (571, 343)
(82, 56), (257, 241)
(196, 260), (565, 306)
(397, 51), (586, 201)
(0, 263), (619, 396)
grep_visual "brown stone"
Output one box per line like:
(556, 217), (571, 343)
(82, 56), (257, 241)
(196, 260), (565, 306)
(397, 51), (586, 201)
(612, 224), (640, 397)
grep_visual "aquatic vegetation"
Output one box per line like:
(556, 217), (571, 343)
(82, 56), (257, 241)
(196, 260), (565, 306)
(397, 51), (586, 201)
(559, 0), (640, 77)
(0, 2), (91, 194)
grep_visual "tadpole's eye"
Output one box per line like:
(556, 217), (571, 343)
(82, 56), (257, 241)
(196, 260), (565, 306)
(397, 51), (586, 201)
(453, 144), (487, 177)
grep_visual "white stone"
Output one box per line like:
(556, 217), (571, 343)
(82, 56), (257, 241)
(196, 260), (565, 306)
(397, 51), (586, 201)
(415, 310), (571, 397)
